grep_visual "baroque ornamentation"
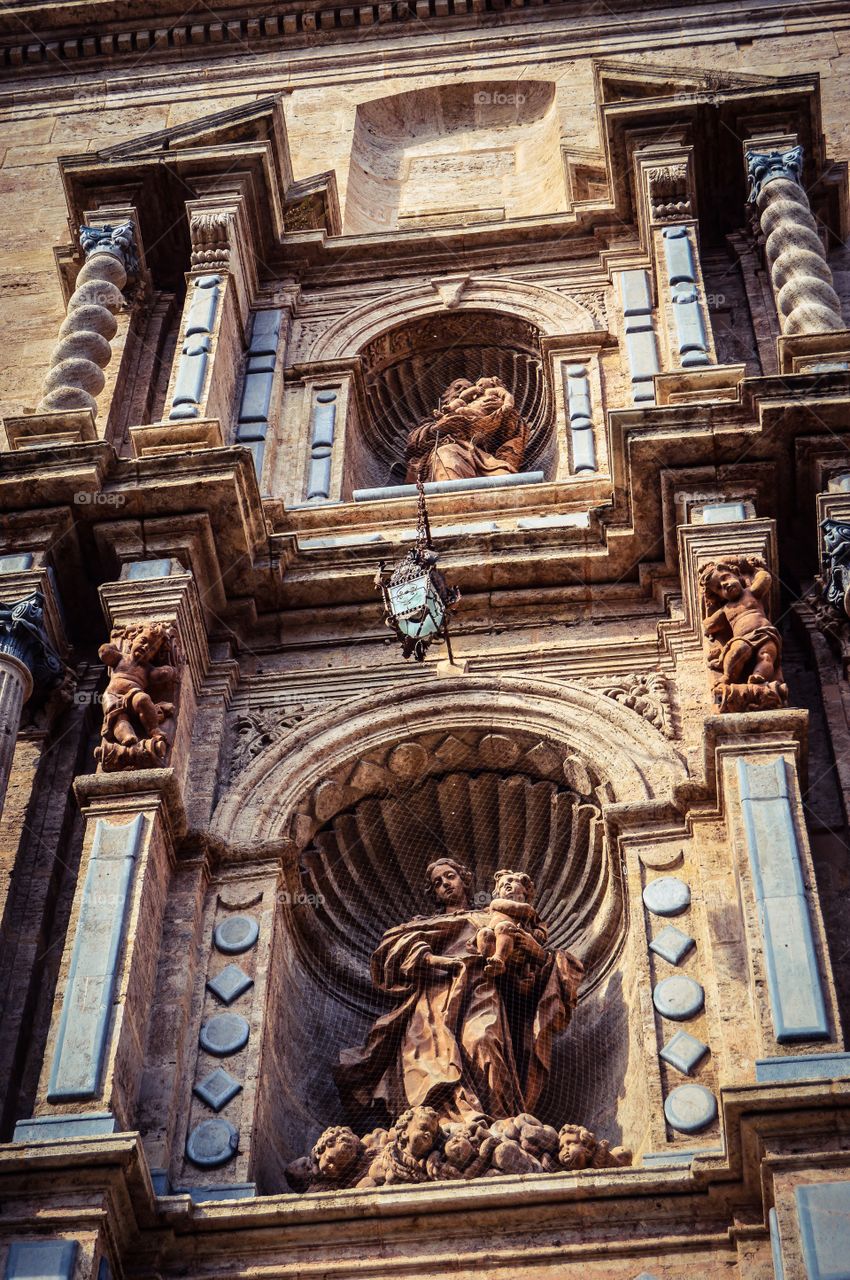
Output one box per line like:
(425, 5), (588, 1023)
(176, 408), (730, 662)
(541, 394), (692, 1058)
(404, 375), (528, 484)
(95, 621), (181, 771)
(698, 556), (788, 712)
(746, 146), (843, 335)
(190, 211), (233, 268)
(228, 705), (313, 780)
(595, 672), (674, 737)
(286, 1110), (631, 1193)
(37, 221), (137, 417)
(647, 163), (692, 220)
(335, 858), (584, 1122)
(821, 518), (850, 618)
(0, 590), (64, 695)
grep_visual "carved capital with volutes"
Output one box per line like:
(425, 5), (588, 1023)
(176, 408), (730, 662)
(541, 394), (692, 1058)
(80, 220), (139, 277)
(746, 145), (804, 201)
(0, 589), (65, 696)
(822, 518), (850, 618)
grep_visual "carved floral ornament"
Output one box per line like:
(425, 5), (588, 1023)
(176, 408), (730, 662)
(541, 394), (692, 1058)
(189, 211), (233, 269)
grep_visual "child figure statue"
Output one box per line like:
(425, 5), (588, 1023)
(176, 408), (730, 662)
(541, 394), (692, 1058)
(95, 621), (180, 771)
(698, 556), (788, 712)
(472, 868), (548, 983)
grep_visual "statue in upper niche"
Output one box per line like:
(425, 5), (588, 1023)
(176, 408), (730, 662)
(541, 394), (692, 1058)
(404, 375), (528, 484)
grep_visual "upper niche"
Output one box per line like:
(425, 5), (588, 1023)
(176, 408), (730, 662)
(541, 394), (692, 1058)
(344, 81), (565, 234)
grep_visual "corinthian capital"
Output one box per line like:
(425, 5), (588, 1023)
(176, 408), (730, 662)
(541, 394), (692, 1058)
(746, 146), (804, 201)
(0, 590), (64, 694)
(80, 220), (139, 276)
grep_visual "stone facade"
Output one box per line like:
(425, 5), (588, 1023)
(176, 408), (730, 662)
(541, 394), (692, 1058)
(1, 2), (850, 1279)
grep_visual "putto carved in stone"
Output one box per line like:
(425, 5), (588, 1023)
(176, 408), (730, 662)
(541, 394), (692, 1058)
(404, 375), (528, 484)
(286, 1111), (631, 1193)
(698, 556), (787, 712)
(95, 621), (180, 771)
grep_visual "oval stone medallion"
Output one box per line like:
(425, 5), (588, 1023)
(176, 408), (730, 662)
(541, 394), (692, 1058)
(186, 1117), (239, 1168)
(652, 974), (704, 1020)
(213, 914), (259, 955)
(664, 1083), (718, 1134)
(199, 1012), (250, 1057)
(642, 876), (691, 917)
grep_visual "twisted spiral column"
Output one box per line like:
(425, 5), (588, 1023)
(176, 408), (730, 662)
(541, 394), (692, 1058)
(37, 221), (137, 416)
(747, 147), (844, 336)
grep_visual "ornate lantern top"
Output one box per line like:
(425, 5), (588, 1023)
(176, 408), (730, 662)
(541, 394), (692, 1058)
(376, 481), (460, 662)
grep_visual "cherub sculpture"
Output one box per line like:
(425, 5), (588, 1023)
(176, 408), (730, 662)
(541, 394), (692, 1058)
(285, 1125), (372, 1192)
(95, 621), (180, 771)
(471, 868), (548, 985)
(356, 1105), (442, 1187)
(698, 556), (788, 712)
(404, 375), (528, 484)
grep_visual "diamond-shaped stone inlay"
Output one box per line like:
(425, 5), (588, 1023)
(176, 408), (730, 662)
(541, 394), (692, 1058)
(649, 924), (695, 967)
(194, 1067), (242, 1112)
(207, 963), (253, 1006)
(660, 1029), (710, 1076)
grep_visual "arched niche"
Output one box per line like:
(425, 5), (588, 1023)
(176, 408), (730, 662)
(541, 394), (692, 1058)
(214, 678), (686, 1178)
(343, 80), (566, 234)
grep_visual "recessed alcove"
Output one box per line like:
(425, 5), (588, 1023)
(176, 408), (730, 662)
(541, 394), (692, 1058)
(343, 81), (566, 234)
(262, 723), (643, 1181)
(347, 309), (556, 491)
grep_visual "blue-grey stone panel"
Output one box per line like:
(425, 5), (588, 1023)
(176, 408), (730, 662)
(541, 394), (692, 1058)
(122, 559), (174, 580)
(207, 962), (253, 1006)
(663, 1082), (717, 1134)
(769, 1207), (786, 1280)
(48, 815), (145, 1101)
(643, 876), (691, 916)
(168, 404), (201, 420)
(0, 553), (35, 572)
(571, 428), (597, 473)
(653, 974), (704, 1020)
(756, 1052), (850, 1083)
(621, 269), (652, 316)
(702, 502), (748, 523)
(245, 352), (275, 374)
(249, 309), (282, 355)
(310, 397), (337, 449)
(171, 351), (208, 408)
(199, 1013), (250, 1057)
(235, 419), (268, 442)
(796, 1182), (850, 1280)
(625, 329), (660, 385)
(213, 915), (259, 955)
(13, 1111), (116, 1142)
(186, 1117), (239, 1168)
(353, 471), (545, 502)
(660, 1029), (709, 1075)
(239, 370), (274, 423)
(5, 1241), (78, 1280)
(194, 1066), (242, 1111)
(184, 280), (220, 335)
(183, 1183), (256, 1202)
(307, 450), (333, 501)
(662, 225), (696, 284)
(649, 924), (695, 966)
(672, 287), (710, 366)
(737, 757), (829, 1043)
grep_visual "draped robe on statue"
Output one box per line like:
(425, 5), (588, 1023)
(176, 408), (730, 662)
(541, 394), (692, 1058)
(336, 907), (584, 1121)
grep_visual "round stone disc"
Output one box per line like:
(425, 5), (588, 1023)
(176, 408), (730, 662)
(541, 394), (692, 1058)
(213, 914), (260, 955)
(642, 876), (691, 916)
(664, 1083), (718, 1134)
(652, 974), (704, 1020)
(186, 1117), (239, 1168)
(199, 1012), (250, 1057)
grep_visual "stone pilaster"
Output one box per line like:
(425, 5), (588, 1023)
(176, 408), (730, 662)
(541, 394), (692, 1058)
(37, 221), (138, 417)
(746, 145), (844, 336)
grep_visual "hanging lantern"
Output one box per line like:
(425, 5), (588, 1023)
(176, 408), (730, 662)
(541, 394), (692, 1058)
(376, 480), (460, 662)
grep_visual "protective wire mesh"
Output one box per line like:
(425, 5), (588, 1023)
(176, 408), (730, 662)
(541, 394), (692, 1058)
(271, 728), (633, 1168)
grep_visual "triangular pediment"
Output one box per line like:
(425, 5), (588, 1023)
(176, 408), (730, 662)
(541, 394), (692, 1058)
(594, 58), (781, 105)
(98, 96), (288, 164)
